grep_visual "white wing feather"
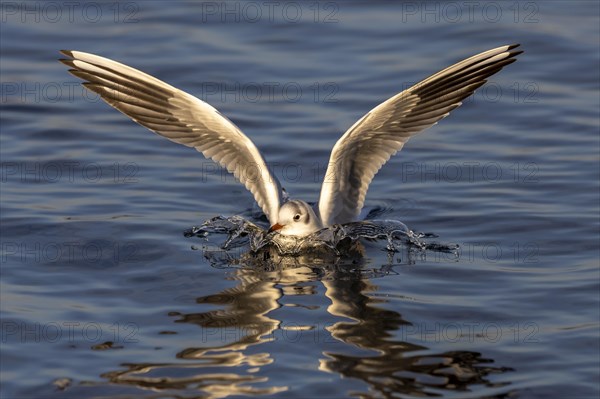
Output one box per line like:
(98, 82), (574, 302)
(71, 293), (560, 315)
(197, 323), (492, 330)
(60, 50), (282, 224)
(318, 44), (522, 226)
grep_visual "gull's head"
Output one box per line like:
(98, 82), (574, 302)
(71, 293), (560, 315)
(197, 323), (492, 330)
(268, 200), (323, 237)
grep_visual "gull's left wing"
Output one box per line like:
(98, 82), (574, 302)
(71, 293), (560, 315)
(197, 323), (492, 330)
(60, 51), (282, 224)
(318, 44), (522, 226)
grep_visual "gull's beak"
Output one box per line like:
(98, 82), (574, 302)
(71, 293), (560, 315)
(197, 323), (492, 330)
(268, 223), (283, 233)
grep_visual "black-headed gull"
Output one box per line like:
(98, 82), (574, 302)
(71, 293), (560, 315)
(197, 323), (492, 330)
(60, 44), (521, 236)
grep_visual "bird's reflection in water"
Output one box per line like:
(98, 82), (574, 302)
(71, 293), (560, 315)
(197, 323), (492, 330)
(102, 248), (512, 398)
(321, 275), (513, 397)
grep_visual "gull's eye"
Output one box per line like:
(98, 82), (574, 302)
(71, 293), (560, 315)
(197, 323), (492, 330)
(293, 214), (301, 222)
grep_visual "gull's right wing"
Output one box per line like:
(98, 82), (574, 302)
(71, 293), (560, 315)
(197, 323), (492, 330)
(60, 51), (282, 224)
(318, 44), (522, 226)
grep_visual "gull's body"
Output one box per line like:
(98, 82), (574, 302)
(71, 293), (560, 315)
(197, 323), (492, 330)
(61, 45), (521, 237)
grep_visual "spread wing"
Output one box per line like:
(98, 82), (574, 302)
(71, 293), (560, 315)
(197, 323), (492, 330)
(318, 44), (522, 226)
(60, 50), (282, 224)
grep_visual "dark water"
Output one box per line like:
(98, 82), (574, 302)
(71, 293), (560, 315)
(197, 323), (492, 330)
(1, 1), (599, 398)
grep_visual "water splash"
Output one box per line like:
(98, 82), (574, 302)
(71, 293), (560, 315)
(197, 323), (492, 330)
(184, 215), (458, 257)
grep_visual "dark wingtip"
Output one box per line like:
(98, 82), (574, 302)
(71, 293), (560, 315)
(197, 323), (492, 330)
(507, 44), (521, 50)
(58, 58), (74, 66)
(59, 50), (74, 58)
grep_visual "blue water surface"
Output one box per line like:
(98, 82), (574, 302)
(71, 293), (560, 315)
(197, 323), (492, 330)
(1, 1), (599, 398)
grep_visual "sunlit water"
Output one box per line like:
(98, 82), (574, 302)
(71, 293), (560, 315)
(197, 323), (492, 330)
(1, 2), (599, 398)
